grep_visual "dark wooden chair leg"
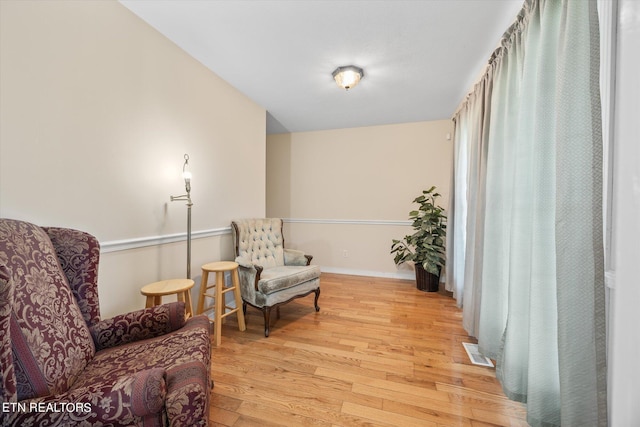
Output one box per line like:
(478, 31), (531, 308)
(262, 306), (271, 337)
(243, 301), (247, 316)
(314, 288), (320, 312)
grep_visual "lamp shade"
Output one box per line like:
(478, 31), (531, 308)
(332, 65), (364, 90)
(182, 154), (191, 191)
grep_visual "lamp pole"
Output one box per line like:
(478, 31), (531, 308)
(170, 154), (193, 279)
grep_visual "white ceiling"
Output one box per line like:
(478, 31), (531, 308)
(119, 0), (523, 134)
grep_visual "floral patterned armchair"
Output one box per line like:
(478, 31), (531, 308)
(0, 219), (211, 426)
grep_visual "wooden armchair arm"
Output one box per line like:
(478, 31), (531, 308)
(253, 265), (264, 291)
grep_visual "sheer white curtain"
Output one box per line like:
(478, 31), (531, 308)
(448, 1), (607, 426)
(447, 73), (493, 338)
(447, 90), (469, 302)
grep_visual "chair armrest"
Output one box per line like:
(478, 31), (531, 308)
(284, 248), (313, 266)
(4, 368), (166, 425)
(235, 256), (263, 291)
(90, 302), (186, 351)
(234, 256), (254, 270)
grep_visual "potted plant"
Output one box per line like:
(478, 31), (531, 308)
(391, 186), (447, 292)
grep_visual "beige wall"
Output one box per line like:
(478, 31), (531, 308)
(0, 1), (266, 317)
(267, 120), (453, 278)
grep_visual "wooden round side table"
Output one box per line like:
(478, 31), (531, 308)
(140, 278), (195, 319)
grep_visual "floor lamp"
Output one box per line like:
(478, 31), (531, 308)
(170, 154), (193, 279)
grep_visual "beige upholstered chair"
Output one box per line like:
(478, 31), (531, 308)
(231, 218), (320, 337)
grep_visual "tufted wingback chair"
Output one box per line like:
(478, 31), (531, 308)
(0, 218), (211, 426)
(231, 218), (320, 337)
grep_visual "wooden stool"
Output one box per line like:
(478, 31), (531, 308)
(197, 261), (246, 346)
(140, 278), (194, 319)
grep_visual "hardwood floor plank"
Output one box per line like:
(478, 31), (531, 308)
(470, 406), (530, 427)
(286, 351), (389, 381)
(235, 401), (332, 427)
(209, 406), (240, 427)
(212, 379), (344, 424)
(436, 383), (526, 414)
(381, 399), (475, 426)
(285, 341), (415, 371)
(338, 338), (370, 348)
(352, 384), (455, 410)
(341, 402), (438, 427)
(210, 273), (528, 426)
(315, 368), (451, 403)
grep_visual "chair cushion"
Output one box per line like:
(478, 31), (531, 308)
(258, 265), (321, 295)
(0, 219), (95, 400)
(73, 315), (211, 425)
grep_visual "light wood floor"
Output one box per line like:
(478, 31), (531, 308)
(208, 273), (528, 427)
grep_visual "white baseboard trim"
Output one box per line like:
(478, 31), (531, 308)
(101, 226), (231, 253)
(319, 266), (415, 281)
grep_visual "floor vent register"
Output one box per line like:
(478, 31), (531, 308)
(462, 342), (494, 367)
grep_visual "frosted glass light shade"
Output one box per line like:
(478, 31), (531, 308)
(332, 65), (364, 90)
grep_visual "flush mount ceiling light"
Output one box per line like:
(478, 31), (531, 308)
(332, 65), (364, 90)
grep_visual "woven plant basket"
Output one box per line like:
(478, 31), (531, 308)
(415, 264), (439, 292)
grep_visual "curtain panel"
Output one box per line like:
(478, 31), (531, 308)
(448, 1), (606, 426)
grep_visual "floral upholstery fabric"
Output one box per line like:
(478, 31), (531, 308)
(5, 368), (168, 426)
(71, 315), (211, 427)
(44, 226), (101, 327)
(0, 219), (95, 400)
(0, 265), (17, 407)
(90, 302), (186, 351)
(0, 219), (211, 427)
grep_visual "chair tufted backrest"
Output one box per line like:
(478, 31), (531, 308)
(0, 219), (95, 401)
(232, 218), (285, 269)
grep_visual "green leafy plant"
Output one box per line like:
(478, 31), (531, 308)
(391, 186), (447, 276)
